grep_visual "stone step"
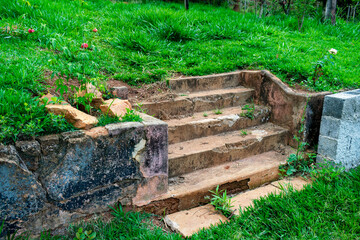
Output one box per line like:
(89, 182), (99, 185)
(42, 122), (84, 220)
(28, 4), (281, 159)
(164, 204), (228, 237)
(169, 71), (241, 93)
(164, 177), (309, 237)
(137, 149), (293, 215)
(167, 105), (271, 144)
(142, 87), (254, 119)
(168, 123), (289, 177)
(230, 177), (310, 215)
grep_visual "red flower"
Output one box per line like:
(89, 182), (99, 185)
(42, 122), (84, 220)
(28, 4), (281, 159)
(92, 28), (98, 32)
(81, 43), (89, 49)
(28, 29), (35, 33)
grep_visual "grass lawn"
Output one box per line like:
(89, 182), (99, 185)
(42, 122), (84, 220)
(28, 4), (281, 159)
(8, 166), (360, 239)
(1, 0), (360, 144)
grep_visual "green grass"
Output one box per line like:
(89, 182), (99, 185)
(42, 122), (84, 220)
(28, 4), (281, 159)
(1, 0), (359, 143)
(7, 166), (360, 239)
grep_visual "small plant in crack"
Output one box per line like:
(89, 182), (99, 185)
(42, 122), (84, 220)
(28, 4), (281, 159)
(121, 108), (143, 122)
(279, 102), (316, 176)
(213, 109), (222, 115)
(240, 130), (248, 136)
(240, 103), (255, 120)
(203, 112), (208, 117)
(205, 185), (234, 218)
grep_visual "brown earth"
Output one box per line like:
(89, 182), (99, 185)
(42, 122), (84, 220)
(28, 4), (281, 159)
(42, 70), (176, 105)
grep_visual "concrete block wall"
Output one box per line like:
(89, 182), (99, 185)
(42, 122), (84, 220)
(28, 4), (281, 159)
(317, 89), (360, 170)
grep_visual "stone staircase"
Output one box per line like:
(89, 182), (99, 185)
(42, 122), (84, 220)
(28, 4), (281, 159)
(135, 73), (294, 219)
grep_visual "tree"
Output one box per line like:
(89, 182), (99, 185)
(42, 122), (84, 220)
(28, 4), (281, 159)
(294, 0), (317, 31)
(325, 0), (337, 24)
(279, 0), (292, 15)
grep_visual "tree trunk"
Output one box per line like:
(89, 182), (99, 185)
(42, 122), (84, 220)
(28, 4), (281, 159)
(184, 0), (189, 10)
(298, 14), (305, 32)
(354, 2), (359, 21)
(259, 0), (265, 17)
(325, 0), (337, 25)
(279, 0), (291, 15)
(255, 0), (258, 16)
(233, 0), (240, 12)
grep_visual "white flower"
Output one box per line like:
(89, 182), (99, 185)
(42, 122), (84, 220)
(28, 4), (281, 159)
(328, 48), (338, 55)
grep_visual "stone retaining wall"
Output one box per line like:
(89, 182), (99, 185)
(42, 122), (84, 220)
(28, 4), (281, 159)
(238, 70), (330, 147)
(0, 113), (167, 236)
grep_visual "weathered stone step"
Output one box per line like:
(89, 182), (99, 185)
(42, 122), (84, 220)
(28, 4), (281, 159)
(168, 123), (289, 177)
(167, 105), (270, 144)
(169, 71), (241, 93)
(164, 177), (309, 237)
(142, 87), (254, 119)
(137, 149), (293, 215)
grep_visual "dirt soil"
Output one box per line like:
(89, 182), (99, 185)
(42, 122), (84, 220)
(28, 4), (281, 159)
(42, 71), (177, 104)
(106, 79), (177, 103)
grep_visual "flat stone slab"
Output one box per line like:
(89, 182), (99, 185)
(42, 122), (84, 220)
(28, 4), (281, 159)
(231, 184), (279, 215)
(164, 204), (228, 237)
(231, 177), (310, 215)
(164, 177), (309, 237)
(271, 177), (310, 191)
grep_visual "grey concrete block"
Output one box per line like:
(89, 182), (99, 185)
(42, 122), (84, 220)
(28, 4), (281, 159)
(342, 97), (360, 121)
(317, 136), (338, 159)
(336, 122), (360, 170)
(322, 95), (344, 119)
(318, 89), (360, 170)
(319, 116), (341, 139)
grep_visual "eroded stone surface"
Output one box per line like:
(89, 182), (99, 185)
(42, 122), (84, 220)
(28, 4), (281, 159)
(239, 70), (329, 147)
(1, 113), (168, 236)
(15, 140), (41, 171)
(46, 104), (98, 129)
(0, 145), (47, 234)
(168, 123), (288, 177)
(169, 71), (241, 93)
(112, 86), (129, 99)
(142, 87), (253, 119)
(137, 150), (291, 215)
(167, 106), (270, 144)
(43, 130), (143, 203)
